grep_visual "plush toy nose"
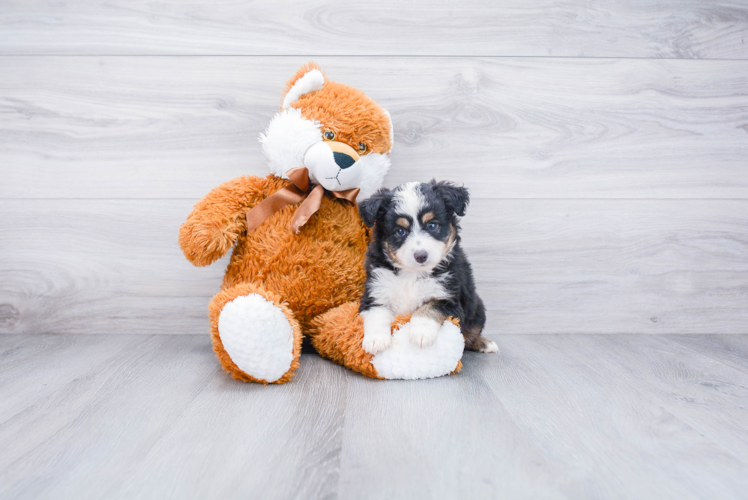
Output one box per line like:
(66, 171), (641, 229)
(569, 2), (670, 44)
(333, 152), (356, 169)
(414, 250), (429, 264)
(326, 141), (360, 170)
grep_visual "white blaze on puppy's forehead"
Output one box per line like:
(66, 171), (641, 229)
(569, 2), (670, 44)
(394, 182), (425, 220)
(282, 69), (325, 109)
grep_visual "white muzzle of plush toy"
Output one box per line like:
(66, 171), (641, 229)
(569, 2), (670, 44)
(304, 141), (364, 192)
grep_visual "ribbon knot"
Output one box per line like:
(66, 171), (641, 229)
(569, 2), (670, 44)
(245, 167), (360, 234)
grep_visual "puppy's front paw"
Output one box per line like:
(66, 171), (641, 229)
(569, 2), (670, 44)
(408, 316), (441, 348)
(362, 328), (392, 355)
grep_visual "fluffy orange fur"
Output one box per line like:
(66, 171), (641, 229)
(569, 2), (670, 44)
(285, 62), (392, 155)
(309, 302), (382, 379)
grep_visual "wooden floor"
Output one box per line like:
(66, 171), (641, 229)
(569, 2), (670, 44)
(2, 333), (747, 499)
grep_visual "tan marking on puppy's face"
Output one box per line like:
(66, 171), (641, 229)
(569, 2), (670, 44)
(421, 212), (435, 223)
(441, 224), (457, 261)
(384, 242), (403, 266)
(396, 218), (410, 229)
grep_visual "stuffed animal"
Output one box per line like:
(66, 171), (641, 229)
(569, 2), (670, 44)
(179, 63), (464, 383)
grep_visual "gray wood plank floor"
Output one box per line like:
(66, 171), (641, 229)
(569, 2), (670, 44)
(1, 333), (747, 499)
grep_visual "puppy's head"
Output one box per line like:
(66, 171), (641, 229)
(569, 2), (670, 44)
(359, 180), (469, 272)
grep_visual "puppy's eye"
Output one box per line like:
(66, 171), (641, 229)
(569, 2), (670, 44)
(324, 131), (336, 141)
(395, 227), (407, 237)
(426, 221), (440, 232)
(358, 143), (368, 154)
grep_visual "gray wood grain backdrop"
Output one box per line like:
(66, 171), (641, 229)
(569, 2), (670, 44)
(1, 1), (747, 336)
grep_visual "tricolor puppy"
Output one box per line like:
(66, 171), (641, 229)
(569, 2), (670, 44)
(358, 180), (498, 355)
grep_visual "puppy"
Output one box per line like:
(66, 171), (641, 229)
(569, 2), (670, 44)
(357, 180), (498, 355)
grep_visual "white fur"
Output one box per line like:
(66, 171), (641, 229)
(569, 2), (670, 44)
(360, 306), (395, 355)
(368, 267), (451, 316)
(354, 152), (390, 200)
(394, 182), (423, 220)
(396, 227), (448, 273)
(481, 340), (500, 353)
(408, 315), (441, 348)
(371, 320), (464, 380)
(304, 141), (364, 192)
(282, 69), (325, 109)
(260, 108), (322, 178)
(218, 293), (295, 383)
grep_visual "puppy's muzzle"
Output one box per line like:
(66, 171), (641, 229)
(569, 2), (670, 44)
(414, 250), (429, 264)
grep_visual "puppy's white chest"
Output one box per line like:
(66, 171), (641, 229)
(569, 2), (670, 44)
(369, 268), (450, 315)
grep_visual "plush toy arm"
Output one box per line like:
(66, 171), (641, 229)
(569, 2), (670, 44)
(179, 175), (269, 266)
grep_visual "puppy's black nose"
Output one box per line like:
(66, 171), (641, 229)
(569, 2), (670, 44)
(414, 250), (428, 264)
(333, 152), (356, 169)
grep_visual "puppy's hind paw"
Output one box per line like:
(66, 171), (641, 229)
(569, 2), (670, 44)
(479, 339), (500, 353)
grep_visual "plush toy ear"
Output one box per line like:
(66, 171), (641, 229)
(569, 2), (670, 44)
(431, 180), (469, 217)
(358, 188), (393, 227)
(282, 63), (326, 109)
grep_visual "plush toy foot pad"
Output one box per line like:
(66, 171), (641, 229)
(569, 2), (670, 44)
(371, 319), (464, 380)
(310, 302), (464, 380)
(217, 292), (297, 383)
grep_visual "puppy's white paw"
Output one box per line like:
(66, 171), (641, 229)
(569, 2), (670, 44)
(361, 307), (395, 355)
(408, 316), (441, 348)
(363, 328), (392, 355)
(480, 339), (500, 353)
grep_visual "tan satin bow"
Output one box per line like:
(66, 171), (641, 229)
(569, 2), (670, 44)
(245, 167), (360, 234)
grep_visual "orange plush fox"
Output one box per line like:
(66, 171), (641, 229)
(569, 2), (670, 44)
(180, 63), (463, 383)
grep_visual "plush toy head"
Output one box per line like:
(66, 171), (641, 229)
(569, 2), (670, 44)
(260, 63), (393, 199)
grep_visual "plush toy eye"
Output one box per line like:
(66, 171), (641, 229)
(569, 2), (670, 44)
(358, 143), (368, 154)
(324, 131), (336, 140)
(395, 227), (407, 237)
(426, 221), (440, 232)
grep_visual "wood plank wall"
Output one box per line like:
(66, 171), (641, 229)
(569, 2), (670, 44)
(1, 1), (747, 335)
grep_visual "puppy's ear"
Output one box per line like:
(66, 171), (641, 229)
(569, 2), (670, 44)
(358, 188), (393, 227)
(431, 180), (469, 217)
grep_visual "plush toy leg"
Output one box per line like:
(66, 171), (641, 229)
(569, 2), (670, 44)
(209, 283), (302, 384)
(309, 302), (464, 380)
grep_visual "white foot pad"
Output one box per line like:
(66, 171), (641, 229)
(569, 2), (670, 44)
(371, 321), (464, 380)
(218, 293), (294, 383)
